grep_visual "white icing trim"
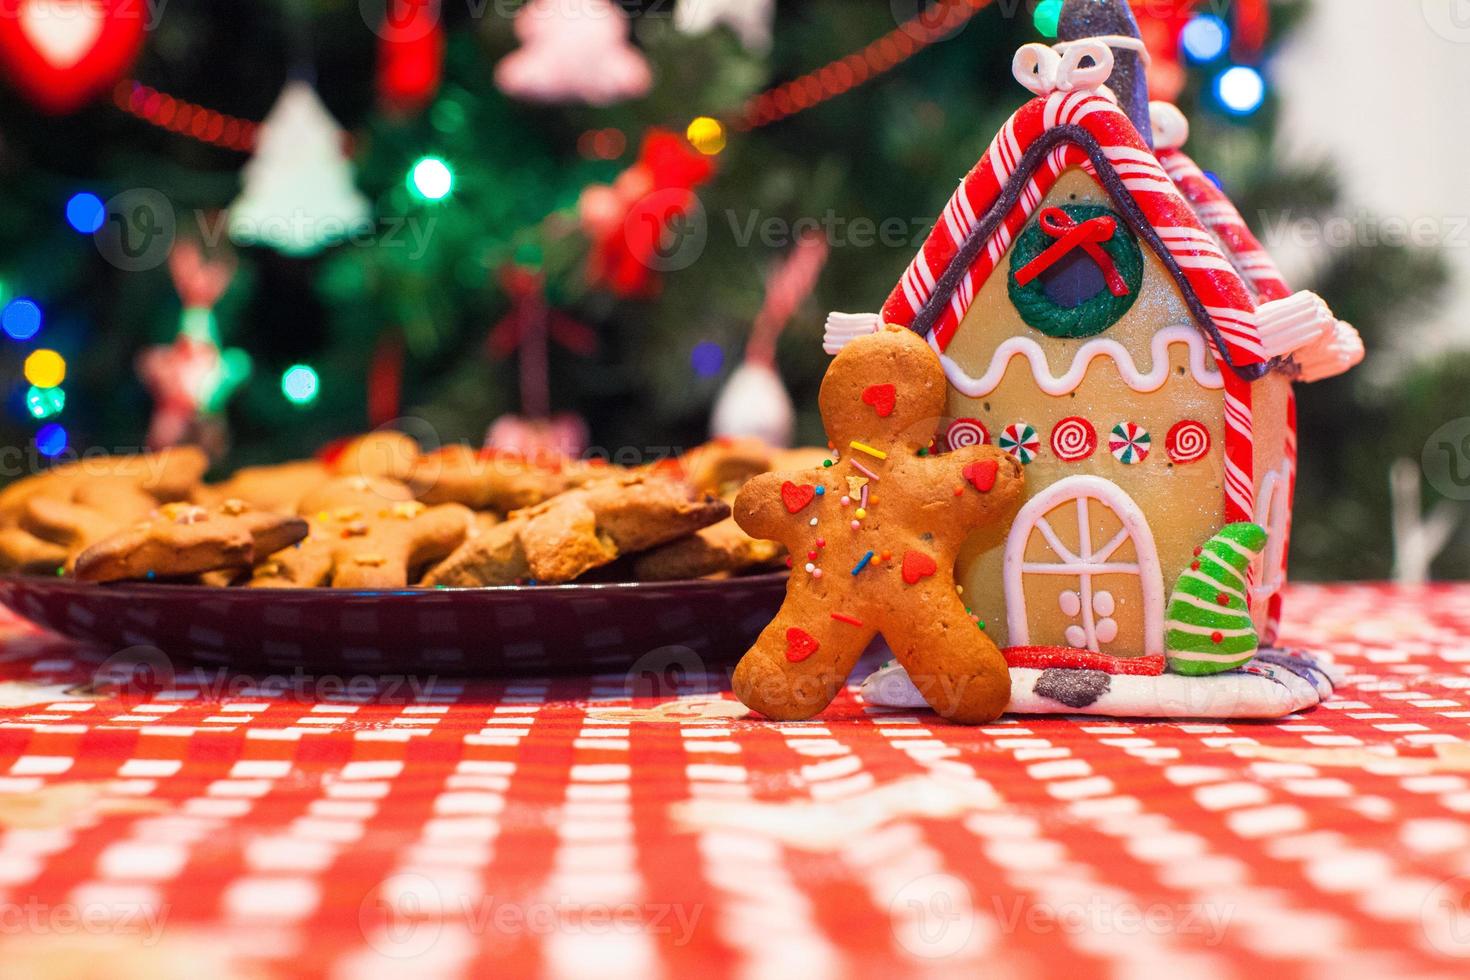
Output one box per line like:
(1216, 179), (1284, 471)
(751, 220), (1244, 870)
(1251, 462), (1291, 632)
(1058, 35), (1152, 66)
(940, 324), (1224, 398)
(1256, 291), (1334, 359)
(1296, 320), (1365, 383)
(1012, 40), (1115, 97)
(823, 312), (882, 355)
(1003, 475), (1166, 656)
(1149, 101), (1189, 150)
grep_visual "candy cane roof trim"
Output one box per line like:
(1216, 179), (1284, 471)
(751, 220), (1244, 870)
(881, 90), (1269, 382)
(1159, 146), (1293, 305)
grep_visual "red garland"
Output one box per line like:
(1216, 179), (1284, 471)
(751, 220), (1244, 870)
(578, 129), (716, 298)
(0, 0), (146, 114)
(377, 0), (445, 115)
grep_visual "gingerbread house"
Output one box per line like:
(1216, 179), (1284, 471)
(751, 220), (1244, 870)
(834, 14), (1361, 673)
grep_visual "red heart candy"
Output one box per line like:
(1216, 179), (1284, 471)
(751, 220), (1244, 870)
(781, 481), (816, 514)
(861, 383), (897, 418)
(901, 550), (938, 585)
(785, 627), (820, 662)
(963, 459), (999, 493)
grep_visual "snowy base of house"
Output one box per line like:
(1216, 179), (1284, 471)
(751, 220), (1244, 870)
(858, 648), (1341, 720)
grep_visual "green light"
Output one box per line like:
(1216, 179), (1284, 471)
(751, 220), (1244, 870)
(1034, 0), (1063, 37)
(409, 156), (454, 201)
(25, 385), (65, 419)
(282, 364), (320, 405)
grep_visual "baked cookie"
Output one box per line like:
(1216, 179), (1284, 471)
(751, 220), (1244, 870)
(424, 474), (729, 587)
(730, 325), (1025, 724)
(20, 482), (159, 572)
(0, 527), (67, 575)
(199, 460), (330, 513)
(328, 431), (421, 483)
(631, 515), (784, 582)
(651, 437), (773, 495)
(409, 445), (592, 511)
(250, 476), (473, 589)
(0, 447), (207, 524)
(74, 500), (309, 584)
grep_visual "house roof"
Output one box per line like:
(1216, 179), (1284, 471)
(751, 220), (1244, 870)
(880, 88), (1270, 382)
(1159, 147), (1294, 305)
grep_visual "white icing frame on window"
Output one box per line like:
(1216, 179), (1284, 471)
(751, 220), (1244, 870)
(937, 324), (1224, 399)
(1003, 475), (1166, 657)
(1251, 461), (1291, 631)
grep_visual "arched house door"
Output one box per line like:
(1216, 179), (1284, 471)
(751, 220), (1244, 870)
(1003, 476), (1166, 657)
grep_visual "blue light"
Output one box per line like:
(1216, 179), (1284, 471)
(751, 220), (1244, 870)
(35, 423), (67, 458)
(1203, 170), (1224, 191)
(1181, 14), (1230, 63)
(65, 192), (106, 234)
(2, 298), (43, 341)
(1216, 66), (1267, 116)
(691, 341), (725, 378)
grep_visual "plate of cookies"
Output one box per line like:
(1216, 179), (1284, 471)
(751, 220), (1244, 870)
(0, 434), (811, 676)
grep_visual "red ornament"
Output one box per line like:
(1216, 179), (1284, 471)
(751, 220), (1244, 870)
(368, 333), (404, 428)
(376, 0), (445, 115)
(780, 482), (816, 514)
(579, 129), (716, 298)
(0, 0), (146, 115)
(861, 384), (897, 418)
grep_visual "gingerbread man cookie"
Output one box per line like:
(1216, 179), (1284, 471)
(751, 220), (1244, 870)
(250, 476), (472, 589)
(731, 326), (1024, 724)
(74, 500), (308, 584)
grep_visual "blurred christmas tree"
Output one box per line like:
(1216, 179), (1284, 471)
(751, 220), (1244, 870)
(0, 0), (1458, 578)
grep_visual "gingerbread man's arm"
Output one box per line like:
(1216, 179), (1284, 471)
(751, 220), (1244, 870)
(732, 470), (806, 545)
(915, 446), (1025, 524)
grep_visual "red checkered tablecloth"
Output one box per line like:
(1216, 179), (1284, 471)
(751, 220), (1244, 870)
(1, 583), (1469, 979)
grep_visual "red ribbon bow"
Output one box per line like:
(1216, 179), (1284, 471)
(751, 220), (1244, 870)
(1014, 207), (1131, 298)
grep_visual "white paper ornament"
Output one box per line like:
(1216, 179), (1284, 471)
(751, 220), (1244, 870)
(227, 81), (371, 257)
(496, 0), (651, 106)
(675, 0), (774, 53)
(711, 362), (794, 448)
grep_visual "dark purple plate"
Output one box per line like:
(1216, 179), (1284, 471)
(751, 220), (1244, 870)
(0, 573), (788, 679)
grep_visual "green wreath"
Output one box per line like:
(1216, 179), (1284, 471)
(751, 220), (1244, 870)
(1007, 203), (1144, 339)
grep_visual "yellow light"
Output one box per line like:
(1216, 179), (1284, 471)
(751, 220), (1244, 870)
(24, 349), (66, 389)
(685, 116), (726, 156)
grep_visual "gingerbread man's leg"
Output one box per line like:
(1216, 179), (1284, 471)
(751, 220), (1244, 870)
(732, 609), (877, 721)
(881, 588), (1011, 724)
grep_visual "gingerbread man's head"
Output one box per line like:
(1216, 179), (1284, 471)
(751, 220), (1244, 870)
(818, 325), (948, 455)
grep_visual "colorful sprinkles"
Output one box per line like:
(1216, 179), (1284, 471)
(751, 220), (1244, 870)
(849, 441), (887, 460)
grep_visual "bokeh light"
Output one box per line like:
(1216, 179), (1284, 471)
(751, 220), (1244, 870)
(281, 364), (320, 405)
(691, 341), (725, 378)
(24, 349), (66, 388)
(1216, 66), (1266, 116)
(35, 423), (67, 458)
(65, 192), (106, 234)
(409, 156), (455, 201)
(685, 117), (726, 156)
(1181, 14), (1230, 63)
(2, 298), (43, 341)
(1034, 0), (1063, 38)
(25, 385), (65, 419)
